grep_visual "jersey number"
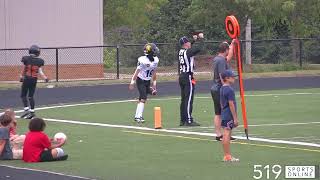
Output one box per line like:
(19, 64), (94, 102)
(179, 55), (185, 72)
(146, 70), (154, 78)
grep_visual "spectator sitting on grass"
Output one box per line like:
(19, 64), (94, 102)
(23, 118), (68, 162)
(4, 109), (25, 159)
(0, 114), (23, 160)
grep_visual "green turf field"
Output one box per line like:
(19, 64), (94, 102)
(2, 88), (320, 180)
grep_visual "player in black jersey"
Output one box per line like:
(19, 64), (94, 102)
(20, 45), (49, 119)
(178, 32), (204, 126)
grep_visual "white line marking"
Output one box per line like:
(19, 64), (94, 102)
(0, 165), (96, 180)
(42, 117), (320, 148)
(169, 121), (320, 130)
(12, 91), (320, 114)
(187, 75), (193, 120)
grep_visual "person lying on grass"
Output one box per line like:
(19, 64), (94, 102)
(23, 118), (68, 162)
(0, 114), (23, 160)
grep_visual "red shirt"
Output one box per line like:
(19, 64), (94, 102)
(23, 131), (51, 162)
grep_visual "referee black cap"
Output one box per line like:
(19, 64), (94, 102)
(179, 36), (190, 46)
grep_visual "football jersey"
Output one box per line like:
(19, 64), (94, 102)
(21, 56), (45, 78)
(137, 56), (159, 81)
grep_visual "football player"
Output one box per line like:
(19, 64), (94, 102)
(129, 43), (159, 123)
(20, 45), (49, 119)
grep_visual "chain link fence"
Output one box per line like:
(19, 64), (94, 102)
(0, 38), (319, 82)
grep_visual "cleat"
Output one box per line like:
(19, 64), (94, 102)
(25, 112), (35, 119)
(223, 156), (239, 162)
(139, 117), (145, 123)
(55, 154), (68, 161)
(216, 135), (223, 141)
(134, 117), (141, 123)
(185, 121), (201, 126)
(230, 136), (236, 141)
(20, 111), (30, 118)
(179, 121), (186, 126)
(216, 136), (236, 141)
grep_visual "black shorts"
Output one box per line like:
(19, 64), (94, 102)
(21, 77), (37, 98)
(211, 89), (221, 115)
(136, 77), (152, 100)
(40, 149), (55, 162)
(221, 119), (234, 130)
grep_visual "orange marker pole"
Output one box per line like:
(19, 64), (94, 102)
(234, 39), (249, 139)
(225, 15), (249, 139)
(154, 107), (162, 129)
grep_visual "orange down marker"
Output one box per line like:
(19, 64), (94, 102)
(225, 15), (249, 139)
(154, 107), (162, 129)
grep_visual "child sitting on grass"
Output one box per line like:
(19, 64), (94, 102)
(220, 70), (239, 162)
(23, 118), (68, 162)
(4, 109), (25, 159)
(0, 114), (14, 160)
(4, 109), (26, 145)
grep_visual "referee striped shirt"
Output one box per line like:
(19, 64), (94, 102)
(178, 39), (204, 74)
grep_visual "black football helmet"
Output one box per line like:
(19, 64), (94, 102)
(144, 43), (159, 57)
(29, 45), (40, 57)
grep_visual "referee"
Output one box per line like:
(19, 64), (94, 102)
(178, 33), (204, 126)
(20, 45), (49, 119)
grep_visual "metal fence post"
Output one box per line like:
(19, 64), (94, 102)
(299, 39), (303, 68)
(55, 48), (59, 82)
(116, 45), (120, 79)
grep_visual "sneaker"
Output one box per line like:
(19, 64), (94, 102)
(25, 112), (35, 119)
(216, 135), (223, 141)
(216, 136), (236, 141)
(223, 155), (239, 162)
(55, 154), (68, 161)
(134, 117), (145, 123)
(139, 117), (145, 123)
(20, 111), (30, 118)
(185, 121), (201, 126)
(134, 117), (141, 123)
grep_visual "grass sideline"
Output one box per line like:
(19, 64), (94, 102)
(1, 88), (319, 180)
(0, 69), (320, 90)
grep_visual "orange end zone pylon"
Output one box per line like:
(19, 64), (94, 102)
(225, 15), (249, 139)
(154, 107), (162, 129)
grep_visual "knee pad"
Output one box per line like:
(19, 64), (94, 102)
(55, 148), (65, 157)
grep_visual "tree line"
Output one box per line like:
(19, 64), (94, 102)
(104, 0), (320, 44)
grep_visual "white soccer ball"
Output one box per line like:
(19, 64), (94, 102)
(54, 132), (67, 142)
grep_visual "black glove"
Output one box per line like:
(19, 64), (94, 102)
(19, 77), (24, 82)
(45, 78), (49, 83)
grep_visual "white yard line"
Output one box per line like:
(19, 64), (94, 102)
(169, 121), (320, 130)
(0, 165), (96, 180)
(41, 117), (320, 148)
(11, 92), (320, 114)
(7, 91), (320, 149)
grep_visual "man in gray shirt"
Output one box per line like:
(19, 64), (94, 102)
(211, 40), (235, 141)
(0, 114), (13, 160)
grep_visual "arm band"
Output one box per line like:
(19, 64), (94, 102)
(130, 79), (135, 85)
(153, 80), (157, 87)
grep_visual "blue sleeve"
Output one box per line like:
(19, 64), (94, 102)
(0, 128), (9, 140)
(226, 88), (236, 102)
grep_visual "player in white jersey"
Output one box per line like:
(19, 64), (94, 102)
(129, 43), (160, 123)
